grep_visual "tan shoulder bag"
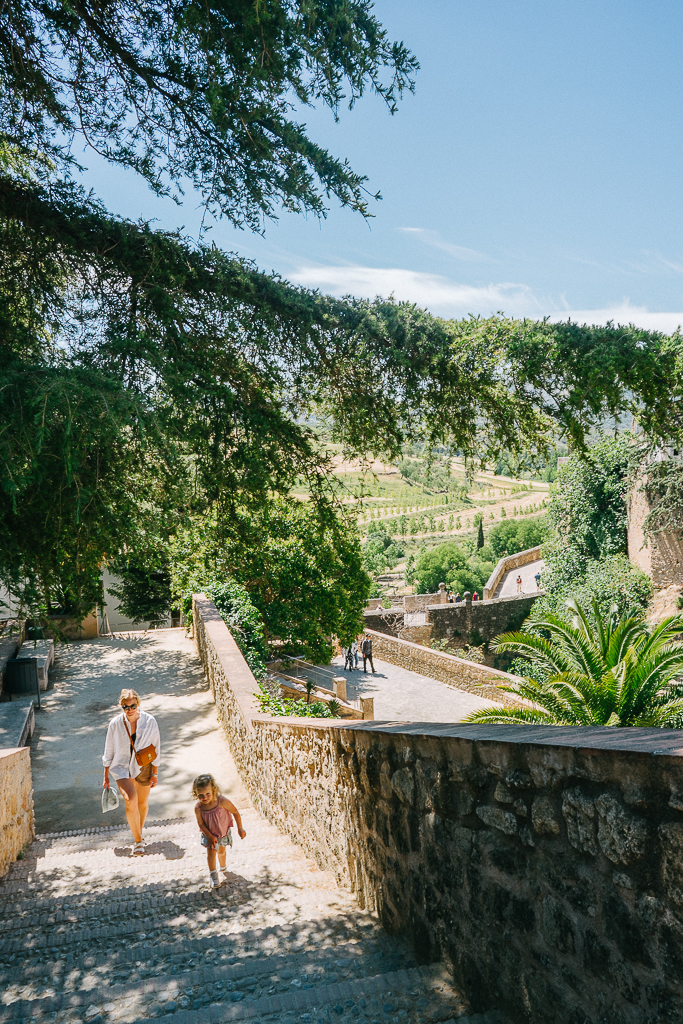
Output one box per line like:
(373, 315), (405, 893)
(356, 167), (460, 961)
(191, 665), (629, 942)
(123, 715), (156, 768)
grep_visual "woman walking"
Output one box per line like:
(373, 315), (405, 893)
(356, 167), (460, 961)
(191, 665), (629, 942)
(103, 688), (161, 855)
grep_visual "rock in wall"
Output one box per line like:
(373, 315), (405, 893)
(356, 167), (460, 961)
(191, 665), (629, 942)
(0, 747), (34, 876)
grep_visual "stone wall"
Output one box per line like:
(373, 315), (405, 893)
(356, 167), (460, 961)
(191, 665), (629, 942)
(367, 629), (524, 708)
(0, 747), (34, 876)
(427, 592), (538, 650)
(483, 545), (543, 600)
(362, 609), (404, 636)
(193, 594), (683, 1024)
(628, 482), (683, 589)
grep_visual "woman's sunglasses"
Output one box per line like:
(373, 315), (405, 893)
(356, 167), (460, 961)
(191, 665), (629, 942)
(121, 703), (138, 711)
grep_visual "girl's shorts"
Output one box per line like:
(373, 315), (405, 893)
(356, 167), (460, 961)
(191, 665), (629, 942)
(201, 830), (232, 848)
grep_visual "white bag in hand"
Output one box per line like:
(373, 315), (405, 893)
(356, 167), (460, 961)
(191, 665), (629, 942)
(101, 785), (120, 813)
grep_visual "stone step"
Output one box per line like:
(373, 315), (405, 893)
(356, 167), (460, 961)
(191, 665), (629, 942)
(0, 962), (470, 1024)
(0, 938), (421, 1018)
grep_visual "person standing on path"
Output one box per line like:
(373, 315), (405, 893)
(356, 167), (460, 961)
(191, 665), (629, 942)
(352, 639), (359, 670)
(361, 634), (375, 674)
(535, 571), (542, 590)
(103, 688), (161, 855)
(516, 575), (523, 593)
(194, 773), (246, 888)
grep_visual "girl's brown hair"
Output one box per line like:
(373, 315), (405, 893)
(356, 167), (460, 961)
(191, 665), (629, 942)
(192, 773), (219, 799)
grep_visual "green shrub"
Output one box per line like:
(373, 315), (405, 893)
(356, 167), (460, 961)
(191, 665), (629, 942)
(486, 517), (550, 560)
(413, 541), (494, 596)
(208, 579), (268, 680)
(254, 683), (337, 717)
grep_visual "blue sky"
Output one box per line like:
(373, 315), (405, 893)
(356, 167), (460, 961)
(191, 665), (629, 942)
(80, 0), (683, 330)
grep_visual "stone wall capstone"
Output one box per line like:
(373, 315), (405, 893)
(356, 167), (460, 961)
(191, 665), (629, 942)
(0, 746), (34, 876)
(193, 594), (683, 1024)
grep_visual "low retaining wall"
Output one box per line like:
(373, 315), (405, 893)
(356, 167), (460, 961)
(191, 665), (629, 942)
(0, 747), (34, 876)
(427, 592), (538, 650)
(193, 593), (683, 1024)
(484, 545), (543, 600)
(367, 629), (523, 708)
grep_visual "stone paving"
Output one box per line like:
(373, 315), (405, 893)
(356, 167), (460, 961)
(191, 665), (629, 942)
(1, 629), (511, 1024)
(303, 658), (501, 723)
(494, 559), (544, 600)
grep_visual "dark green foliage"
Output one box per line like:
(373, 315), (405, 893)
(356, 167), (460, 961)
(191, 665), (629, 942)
(207, 579), (268, 680)
(537, 435), (651, 620)
(546, 435), (631, 561)
(108, 549), (173, 627)
(363, 530), (405, 575)
(487, 517), (550, 560)
(414, 541), (494, 597)
(171, 497), (370, 662)
(533, 553), (651, 622)
(641, 454), (683, 537)
(1, 0), (418, 228)
(468, 599), (683, 727)
(254, 683), (337, 718)
(477, 518), (485, 550)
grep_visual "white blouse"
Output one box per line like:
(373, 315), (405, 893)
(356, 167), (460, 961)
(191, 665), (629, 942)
(102, 710), (161, 781)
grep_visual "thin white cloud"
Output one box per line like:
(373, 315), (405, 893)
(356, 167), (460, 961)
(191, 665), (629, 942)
(398, 227), (491, 263)
(290, 264), (541, 318)
(289, 264), (683, 334)
(548, 304), (683, 334)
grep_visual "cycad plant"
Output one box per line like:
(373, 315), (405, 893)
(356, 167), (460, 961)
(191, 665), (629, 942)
(466, 598), (683, 727)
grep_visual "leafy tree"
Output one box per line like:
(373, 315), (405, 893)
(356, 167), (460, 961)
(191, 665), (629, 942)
(546, 434), (631, 561)
(1, 0), (418, 228)
(171, 497), (370, 662)
(413, 541), (493, 597)
(363, 530), (404, 576)
(467, 598), (683, 727)
(534, 434), (651, 622)
(477, 517), (485, 549)
(487, 517), (550, 560)
(107, 549), (173, 627)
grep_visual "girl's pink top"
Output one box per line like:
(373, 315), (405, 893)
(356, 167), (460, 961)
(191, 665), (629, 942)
(201, 803), (234, 838)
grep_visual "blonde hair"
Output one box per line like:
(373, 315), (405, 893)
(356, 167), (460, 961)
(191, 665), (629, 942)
(192, 773), (220, 799)
(119, 688), (140, 706)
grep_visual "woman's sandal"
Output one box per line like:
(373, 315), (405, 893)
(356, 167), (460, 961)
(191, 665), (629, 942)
(132, 841), (146, 856)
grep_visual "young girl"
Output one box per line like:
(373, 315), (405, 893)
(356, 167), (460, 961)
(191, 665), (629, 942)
(193, 773), (246, 888)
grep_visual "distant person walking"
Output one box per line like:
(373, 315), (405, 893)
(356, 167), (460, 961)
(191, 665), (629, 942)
(361, 634), (375, 674)
(103, 689), (160, 856)
(535, 571), (542, 591)
(352, 640), (359, 669)
(516, 575), (523, 594)
(343, 645), (354, 671)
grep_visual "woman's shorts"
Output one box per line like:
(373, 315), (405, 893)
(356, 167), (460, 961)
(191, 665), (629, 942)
(200, 830), (233, 848)
(135, 763), (155, 787)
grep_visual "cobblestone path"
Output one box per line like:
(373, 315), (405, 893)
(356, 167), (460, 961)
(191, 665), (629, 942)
(1, 634), (510, 1024)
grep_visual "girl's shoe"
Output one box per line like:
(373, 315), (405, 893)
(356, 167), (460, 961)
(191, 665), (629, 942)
(132, 842), (145, 856)
(209, 872), (221, 888)
(220, 866), (230, 878)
